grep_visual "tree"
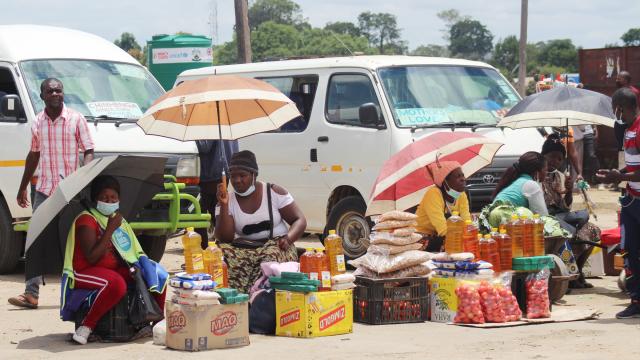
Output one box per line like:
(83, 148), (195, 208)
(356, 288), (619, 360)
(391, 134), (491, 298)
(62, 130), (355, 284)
(411, 44), (449, 57)
(299, 28), (373, 57)
(114, 32), (141, 52)
(357, 11), (406, 54)
(448, 19), (493, 60)
(436, 9), (469, 42)
(324, 21), (361, 37)
(493, 35), (519, 73)
(537, 39), (578, 72)
(251, 21), (300, 61)
(248, 0), (307, 30)
(621, 28), (640, 46)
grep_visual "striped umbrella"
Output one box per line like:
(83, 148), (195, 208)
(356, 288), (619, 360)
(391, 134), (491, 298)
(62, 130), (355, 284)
(366, 132), (504, 216)
(137, 75), (301, 141)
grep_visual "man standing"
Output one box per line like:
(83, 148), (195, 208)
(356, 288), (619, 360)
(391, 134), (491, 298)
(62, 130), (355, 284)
(616, 70), (640, 104)
(196, 139), (238, 248)
(597, 87), (640, 319)
(8, 78), (94, 309)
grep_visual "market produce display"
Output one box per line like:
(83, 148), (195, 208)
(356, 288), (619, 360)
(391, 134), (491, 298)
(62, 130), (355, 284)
(454, 283), (485, 324)
(526, 269), (551, 319)
(478, 200), (570, 237)
(478, 281), (506, 323)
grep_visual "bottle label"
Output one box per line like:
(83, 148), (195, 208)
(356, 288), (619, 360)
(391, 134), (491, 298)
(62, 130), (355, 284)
(213, 269), (225, 289)
(192, 254), (205, 272)
(309, 272), (319, 281)
(336, 255), (346, 272)
(321, 271), (331, 288)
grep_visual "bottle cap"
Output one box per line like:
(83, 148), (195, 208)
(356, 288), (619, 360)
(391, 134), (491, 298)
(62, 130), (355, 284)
(186, 227), (194, 232)
(491, 227), (498, 232)
(533, 214), (540, 219)
(452, 211), (459, 216)
(484, 234), (491, 239)
(500, 229), (507, 234)
(465, 220), (472, 224)
(520, 215), (528, 220)
(329, 230), (336, 235)
(477, 234), (482, 239)
(511, 214), (518, 220)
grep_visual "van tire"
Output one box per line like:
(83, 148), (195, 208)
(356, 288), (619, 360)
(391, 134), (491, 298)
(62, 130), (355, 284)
(0, 201), (22, 274)
(138, 235), (168, 262)
(324, 196), (370, 260)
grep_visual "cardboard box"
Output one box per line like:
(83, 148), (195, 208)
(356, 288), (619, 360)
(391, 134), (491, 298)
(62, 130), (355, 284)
(582, 247), (605, 277)
(275, 289), (353, 338)
(165, 301), (249, 351)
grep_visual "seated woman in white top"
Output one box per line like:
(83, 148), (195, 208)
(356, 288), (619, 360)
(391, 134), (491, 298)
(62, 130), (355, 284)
(492, 151), (549, 216)
(215, 150), (307, 293)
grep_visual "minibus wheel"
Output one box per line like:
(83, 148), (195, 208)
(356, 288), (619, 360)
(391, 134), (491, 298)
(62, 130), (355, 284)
(0, 201), (21, 273)
(138, 234), (168, 262)
(325, 196), (370, 259)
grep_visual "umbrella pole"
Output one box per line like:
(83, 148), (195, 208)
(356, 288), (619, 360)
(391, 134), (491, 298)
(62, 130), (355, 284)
(566, 117), (571, 175)
(217, 100), (227, 193)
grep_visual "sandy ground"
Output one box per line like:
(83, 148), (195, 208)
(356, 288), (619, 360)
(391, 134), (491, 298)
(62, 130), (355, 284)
(0, 189), (638, 360)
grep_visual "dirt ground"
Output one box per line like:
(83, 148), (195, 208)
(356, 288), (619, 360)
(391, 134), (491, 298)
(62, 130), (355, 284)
(0, 189), (638, 360)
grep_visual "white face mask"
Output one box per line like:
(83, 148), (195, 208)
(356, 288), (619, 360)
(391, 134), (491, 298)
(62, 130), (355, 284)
(614, 107), (625, 125)
(96, 201), (119, 216)
(234, 175), (256, 197)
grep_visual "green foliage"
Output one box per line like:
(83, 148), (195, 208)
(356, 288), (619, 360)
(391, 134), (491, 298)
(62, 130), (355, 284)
(248, 0), (307, 30)
(324, 21), (361, 37)
(299, 28), (373, 57)
(251, 21), (300, 60)
(357, 11), (406, 54)
(621, 28), (640, 46)
(493, 35), (519, 73)
(536, 39), (578, 72)
(214, 38), (239, 65)
(411, 44), (449, 57)
(448, 19), (493, 60)
(114, 32), (141, 52)
(436, 9), (469, 42)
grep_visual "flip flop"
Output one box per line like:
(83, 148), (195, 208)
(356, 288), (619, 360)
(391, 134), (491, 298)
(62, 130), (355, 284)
(8, 294), (38, 309)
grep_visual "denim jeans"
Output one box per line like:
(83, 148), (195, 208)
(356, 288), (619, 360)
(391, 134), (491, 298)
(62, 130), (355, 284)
(582, 134), (600, 183)
(620, 195), (640, 301)
(24, 191), (48, 298)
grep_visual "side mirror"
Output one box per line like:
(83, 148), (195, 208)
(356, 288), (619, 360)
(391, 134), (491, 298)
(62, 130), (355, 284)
(359, 103), (385, 129)
(0, 95), (26, 123)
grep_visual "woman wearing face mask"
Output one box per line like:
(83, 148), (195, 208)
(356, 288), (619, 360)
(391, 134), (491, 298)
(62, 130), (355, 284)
(63, 175), (168, 345)
(415, 161), (471, 252)
(215, 150), (307, 293)
(492, 151), (549, 216)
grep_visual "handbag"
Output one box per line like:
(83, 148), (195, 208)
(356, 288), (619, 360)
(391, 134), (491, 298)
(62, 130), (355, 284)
(128, 266), (163, 325)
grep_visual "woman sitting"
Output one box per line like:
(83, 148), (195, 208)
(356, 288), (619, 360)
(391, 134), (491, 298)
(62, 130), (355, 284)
(63, 176), (167, 345)
(541, 134), (599, 288)
(215, 150), (307, 293)
(492, 151), (549, 216)
(415, 161), (471, 251)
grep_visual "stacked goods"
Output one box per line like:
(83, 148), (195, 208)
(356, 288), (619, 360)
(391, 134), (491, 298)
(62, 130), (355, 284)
(350, 211), (431, 279)
(331, 273), (356, 291)
(270, 271), (320, 292)
(216, 288), (249, 304)
(431, 253), (495, 278)
(525, 269), (551, 319)
(169, 272), (217, 291)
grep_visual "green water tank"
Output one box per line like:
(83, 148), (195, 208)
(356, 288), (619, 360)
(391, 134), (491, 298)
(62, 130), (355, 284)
(147, 34), (213, 90)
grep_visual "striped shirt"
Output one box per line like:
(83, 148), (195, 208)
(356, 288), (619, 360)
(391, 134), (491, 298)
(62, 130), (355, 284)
(30, 105), (94, 196)
(624, 115), (640, 196)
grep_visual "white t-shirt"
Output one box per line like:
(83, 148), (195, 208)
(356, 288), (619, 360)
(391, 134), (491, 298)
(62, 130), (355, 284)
(216, 182), (294, 240)
(521, 180), (549, 216)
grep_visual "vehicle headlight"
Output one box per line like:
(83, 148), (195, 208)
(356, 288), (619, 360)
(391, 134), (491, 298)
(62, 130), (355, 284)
(176, 156), (200, 184)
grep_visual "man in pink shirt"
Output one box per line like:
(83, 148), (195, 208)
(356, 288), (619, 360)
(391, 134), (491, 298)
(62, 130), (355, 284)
(8, 78), (94, 309)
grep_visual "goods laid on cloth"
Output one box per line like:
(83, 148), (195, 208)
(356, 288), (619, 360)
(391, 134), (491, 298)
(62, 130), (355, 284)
(350, 211), (433, 279)
(366, 132), (503, 216)
(164, 274), (249, 351)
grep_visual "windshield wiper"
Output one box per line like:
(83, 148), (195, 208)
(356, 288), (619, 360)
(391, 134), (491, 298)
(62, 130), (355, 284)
(471, 123), (496, 131)
(85, 115), (138, 127)
(410, 122), (457, 133)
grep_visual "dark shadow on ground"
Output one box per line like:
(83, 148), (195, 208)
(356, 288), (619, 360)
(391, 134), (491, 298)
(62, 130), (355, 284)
(17, 333), (152, 353)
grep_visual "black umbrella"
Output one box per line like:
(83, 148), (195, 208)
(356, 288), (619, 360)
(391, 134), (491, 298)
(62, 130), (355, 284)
(24, 155), (166, 279)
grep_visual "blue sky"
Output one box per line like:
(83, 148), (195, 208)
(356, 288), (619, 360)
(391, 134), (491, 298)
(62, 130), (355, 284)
(1, 0), (637, 49)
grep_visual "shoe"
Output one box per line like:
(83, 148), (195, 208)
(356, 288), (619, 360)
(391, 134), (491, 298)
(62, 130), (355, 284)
(615, 302), (640, 319)
(8, 294), (38, 309)
(597, 184), (606, 191)
(72, 326), (92, 345)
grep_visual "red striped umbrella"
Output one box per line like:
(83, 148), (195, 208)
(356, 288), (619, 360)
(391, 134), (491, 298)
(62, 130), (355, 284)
(366, 132), (504, 216)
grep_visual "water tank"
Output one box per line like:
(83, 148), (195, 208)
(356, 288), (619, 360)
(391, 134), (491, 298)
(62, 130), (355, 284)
(147, 34), (212, 90)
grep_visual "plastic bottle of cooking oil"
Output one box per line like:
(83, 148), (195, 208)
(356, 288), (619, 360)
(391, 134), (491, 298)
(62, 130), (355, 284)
(495, 228), (513, 271)
(300, 248), (316, 280)
(445, 211), (464, 254)
(203, 241), (228, 289)
(324, 230), (346, 275)
(181, 227), (205, 274)
(462, 220), (479, 259)
(532, 214), (545, 256)
(315, 249), (332, 291)
(507, 214), (524, 258)
(522, 215), (534, 257)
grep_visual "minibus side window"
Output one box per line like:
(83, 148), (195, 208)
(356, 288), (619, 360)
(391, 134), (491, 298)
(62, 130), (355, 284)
(325, 74), (382, 127)
(0, 67), (25, 123)
(259, 75), (318, 133)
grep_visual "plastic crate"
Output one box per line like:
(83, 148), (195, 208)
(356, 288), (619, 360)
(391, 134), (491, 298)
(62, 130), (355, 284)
(353, 276), (429, 325)
(512, 256), (555, 271)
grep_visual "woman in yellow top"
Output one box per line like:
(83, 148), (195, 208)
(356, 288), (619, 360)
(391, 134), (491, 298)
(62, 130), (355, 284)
(415, 161), (471, 251)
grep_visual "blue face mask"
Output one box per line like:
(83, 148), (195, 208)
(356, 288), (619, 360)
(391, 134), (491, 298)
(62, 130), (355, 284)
(444, 181), (462, 201)
(97, 201), (119, 216)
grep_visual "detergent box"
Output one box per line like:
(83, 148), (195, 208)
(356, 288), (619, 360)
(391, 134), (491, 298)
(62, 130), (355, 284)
(275, 289), (353, 338)
(165, 301), (249, 351)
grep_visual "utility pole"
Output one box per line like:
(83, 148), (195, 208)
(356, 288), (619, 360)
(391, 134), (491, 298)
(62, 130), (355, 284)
(518, 0), (528, 96)
(234, 0), (252, 63)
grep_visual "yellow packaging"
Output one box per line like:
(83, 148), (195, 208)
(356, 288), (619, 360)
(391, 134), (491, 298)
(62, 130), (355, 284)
(429, 276), (479, 323)
(275, 289), (353, 338)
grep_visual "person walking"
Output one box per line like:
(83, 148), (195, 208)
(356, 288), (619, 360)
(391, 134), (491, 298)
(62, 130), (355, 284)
(195, 139), (238, 248)
(8, 78), (94, 309)
(581, 125), (601, 185)
(596, 87), (640, 319)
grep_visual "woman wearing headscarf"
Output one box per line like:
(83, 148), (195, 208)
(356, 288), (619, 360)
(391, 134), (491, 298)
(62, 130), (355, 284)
(215, 150), (307, 293)
(415, 161), (471, 252)
(541, 134), (599, 288)
(492, 151), (549, 216)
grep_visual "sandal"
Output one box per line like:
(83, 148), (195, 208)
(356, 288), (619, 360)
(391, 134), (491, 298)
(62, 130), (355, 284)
(8, 294), (38, 309)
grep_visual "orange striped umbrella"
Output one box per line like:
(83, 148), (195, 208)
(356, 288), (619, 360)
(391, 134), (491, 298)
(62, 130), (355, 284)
(137, 75), (301, 140)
